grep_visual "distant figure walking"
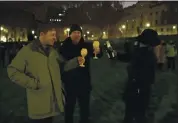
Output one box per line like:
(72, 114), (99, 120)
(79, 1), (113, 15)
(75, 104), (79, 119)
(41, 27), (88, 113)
(166, 40), (177, 71)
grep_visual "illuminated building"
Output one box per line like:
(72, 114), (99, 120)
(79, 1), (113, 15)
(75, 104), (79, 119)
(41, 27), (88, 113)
(116, 1), (178, 37)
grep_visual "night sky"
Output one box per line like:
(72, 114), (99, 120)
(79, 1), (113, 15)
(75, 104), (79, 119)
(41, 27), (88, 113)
(123, 1), (137, 8)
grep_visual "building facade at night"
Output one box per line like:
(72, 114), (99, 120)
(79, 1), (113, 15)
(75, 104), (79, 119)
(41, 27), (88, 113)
(116, 1), (178, 38)
(0, 5), (37, 42)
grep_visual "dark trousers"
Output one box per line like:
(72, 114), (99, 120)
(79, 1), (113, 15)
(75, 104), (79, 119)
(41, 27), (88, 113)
(29, 117), (53, 123)
(124, 82), (151, 123)
(65, 89), (90, 123)
(167, 57), (176, 70)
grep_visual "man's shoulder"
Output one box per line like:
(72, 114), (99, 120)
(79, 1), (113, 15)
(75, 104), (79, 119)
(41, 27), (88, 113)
(18, 42), (33, 53)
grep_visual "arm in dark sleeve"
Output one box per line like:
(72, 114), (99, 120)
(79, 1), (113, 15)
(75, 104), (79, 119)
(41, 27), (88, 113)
(56, 45), (78, 72)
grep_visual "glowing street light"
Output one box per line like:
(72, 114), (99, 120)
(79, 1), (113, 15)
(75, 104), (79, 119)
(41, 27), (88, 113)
(66, 28), (70, 32)
(103, 31), (106, 34)
(0, 27), (3, 31)
(146, 23), (150, 27)
(32, 30), (35, 35)
(173, 26), (176, 29)
(87, 31), (90, 34)
(59, 13), (62, 16)
(92, 35), (94, 37)
(66, 28), (70, 37)
(34, 35), (37, 39)
(122, 25), (126, 29)
(84, 34), (86, 37)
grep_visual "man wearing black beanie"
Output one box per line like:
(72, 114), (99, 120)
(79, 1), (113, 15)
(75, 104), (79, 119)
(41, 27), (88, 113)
(59, 24), (103, 123)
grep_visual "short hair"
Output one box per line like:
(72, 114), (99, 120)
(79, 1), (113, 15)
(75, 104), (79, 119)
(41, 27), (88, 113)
(38, 22), (56, 35)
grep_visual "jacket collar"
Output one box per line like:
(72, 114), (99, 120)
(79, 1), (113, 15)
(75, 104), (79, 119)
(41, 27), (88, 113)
(31, 40), (52, 56)
(63, 37), (84, 45)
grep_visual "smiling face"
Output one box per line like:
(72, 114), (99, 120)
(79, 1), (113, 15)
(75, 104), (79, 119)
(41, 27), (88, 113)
(40, 28), (57, 46)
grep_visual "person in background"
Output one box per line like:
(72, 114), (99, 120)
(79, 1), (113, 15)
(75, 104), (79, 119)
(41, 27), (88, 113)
(7, 23), (85, 123)
(116, 29), (160, 123)
(60, 24), (103, 123)
(166, 40), (177, 71)
(155, 40), (166, 71)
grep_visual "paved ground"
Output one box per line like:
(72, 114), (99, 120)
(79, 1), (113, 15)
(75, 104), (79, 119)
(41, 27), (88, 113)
(0, 55), (177, 123)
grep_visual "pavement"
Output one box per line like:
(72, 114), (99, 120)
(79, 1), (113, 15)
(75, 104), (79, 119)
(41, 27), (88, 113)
(0, 55), (177, 123)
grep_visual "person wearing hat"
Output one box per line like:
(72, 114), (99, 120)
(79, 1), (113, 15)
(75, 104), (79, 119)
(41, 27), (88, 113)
(115, 29), (160, 123)
(59, 24), (103, 123)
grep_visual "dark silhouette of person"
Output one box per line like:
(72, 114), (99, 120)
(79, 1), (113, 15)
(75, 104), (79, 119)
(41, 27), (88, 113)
(116, 29), (160, 123)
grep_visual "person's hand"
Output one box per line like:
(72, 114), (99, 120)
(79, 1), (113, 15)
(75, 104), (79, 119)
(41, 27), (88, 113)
(94, 47), (100, 55)
(78, 56), (85, 65)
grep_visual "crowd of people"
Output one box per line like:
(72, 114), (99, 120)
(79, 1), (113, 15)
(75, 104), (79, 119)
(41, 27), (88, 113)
(0, 23), (177, 123)
(155, 40), (177, 71)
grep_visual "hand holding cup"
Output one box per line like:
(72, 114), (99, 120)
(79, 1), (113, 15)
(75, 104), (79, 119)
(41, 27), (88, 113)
(79, 48), (88, 67)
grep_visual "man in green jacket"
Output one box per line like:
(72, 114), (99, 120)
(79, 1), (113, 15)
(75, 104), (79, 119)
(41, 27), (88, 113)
(7, 24), (84, 123)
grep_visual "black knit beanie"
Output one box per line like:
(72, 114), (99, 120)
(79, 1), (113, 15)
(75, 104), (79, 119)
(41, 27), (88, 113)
(69, 24), (82, 35)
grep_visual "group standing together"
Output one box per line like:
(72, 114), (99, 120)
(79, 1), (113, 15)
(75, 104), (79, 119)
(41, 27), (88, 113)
(155, 40), (177, 71)
(6, 23), (176, 123)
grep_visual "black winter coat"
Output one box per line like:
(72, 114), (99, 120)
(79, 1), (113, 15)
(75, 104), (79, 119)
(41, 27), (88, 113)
(59, 37), (103, 92)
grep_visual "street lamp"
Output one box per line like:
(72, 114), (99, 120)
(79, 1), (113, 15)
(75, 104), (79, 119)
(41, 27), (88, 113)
(145, 23), (150, 27)
(34, 35), (37, 39)
(122, 25), (126, 29)
(66, 28), (70, 32)
(87, 31), (90, 34)
(0, 27), (4, 31)
(92, 35), (94, 37)
(173, 25), (176, 29)
(66, 28), (70, 36)
(103, 31), (106, 34)
(32, 30), (35, 35)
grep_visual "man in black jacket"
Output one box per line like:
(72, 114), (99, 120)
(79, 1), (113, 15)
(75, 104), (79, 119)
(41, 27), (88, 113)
(59, 24), (103, 123)
(117, 29), (160, 123)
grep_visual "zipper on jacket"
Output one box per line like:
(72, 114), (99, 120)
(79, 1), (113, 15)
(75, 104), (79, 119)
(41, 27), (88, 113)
(47, 57), (58, 110)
